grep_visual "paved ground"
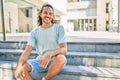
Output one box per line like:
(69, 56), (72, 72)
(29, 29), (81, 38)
(0, 31), (120, 42)
(66, 31), (120, 42)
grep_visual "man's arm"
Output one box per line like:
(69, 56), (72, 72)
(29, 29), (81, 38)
(16, 45), (33, 68)
(39, 43), (67, 68)
(50, 43), (67, 57)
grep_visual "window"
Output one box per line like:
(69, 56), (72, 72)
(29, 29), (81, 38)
(106, 3), (109, 13)
(94, 19), (96, 30)
(26, 9), (29, 17)
(106, 20), (109, 31)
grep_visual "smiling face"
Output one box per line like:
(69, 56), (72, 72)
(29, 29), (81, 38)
(40, 7), (54, 25)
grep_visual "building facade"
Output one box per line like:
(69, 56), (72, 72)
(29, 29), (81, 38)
(67, 0), (119, 32)
(0, 0), (67, 34)
(0, 0), (119, 37)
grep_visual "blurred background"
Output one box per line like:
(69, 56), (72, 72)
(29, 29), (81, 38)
(0, 0), (120, 41)
(0, 1), (120, 80)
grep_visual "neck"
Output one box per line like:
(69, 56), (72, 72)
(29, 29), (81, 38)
(42, 23), (52, 28)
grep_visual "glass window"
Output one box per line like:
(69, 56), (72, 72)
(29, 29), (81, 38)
(90, 19), (92, 23)
(74, 19), (79, 31)
(81, 19), (84, 30)
(94, 19), (96, 30)
(26, 9), (29, 17)
(106, 20), (109, 31)
(106, 3), (109, 13)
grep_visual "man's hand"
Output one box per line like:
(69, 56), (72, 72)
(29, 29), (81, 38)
(39, 51), (52, 68)
(14, 65), (25, 80)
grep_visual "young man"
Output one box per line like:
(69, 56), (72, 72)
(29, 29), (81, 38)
(14, 4), (67, 80)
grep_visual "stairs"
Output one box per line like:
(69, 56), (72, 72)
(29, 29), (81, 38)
(0, 41), (120, 80)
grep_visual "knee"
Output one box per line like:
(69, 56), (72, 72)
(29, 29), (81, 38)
(55, 55), (67, 65)
(22, 63), (32, 72)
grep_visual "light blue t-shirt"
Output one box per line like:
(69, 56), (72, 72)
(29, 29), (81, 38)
(27, 24), (67, 57)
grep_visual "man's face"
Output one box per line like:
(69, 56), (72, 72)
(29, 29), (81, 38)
(40, 7), (54, 24)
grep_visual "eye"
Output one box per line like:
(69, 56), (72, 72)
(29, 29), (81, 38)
(49, 12), (53, 16)
(43, 11), (47, 14)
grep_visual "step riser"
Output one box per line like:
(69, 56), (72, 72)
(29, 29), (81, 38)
(31, 72), (120, 80)
(67, 43), (120, 53)
(0, 52), (119, 68)
(0, 41), (120, 53)
(0, 68), (15, 80)
(0, 68), (120, 80)
(66, 57), (120, 68)
(0, 52), (37, 61)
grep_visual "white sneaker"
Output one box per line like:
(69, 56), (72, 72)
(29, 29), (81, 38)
(42, 77), (46, 80)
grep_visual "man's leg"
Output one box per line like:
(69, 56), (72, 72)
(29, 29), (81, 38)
(45, 54), (67, 80)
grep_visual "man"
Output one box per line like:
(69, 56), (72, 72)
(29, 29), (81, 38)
(15, 4), (67, 80)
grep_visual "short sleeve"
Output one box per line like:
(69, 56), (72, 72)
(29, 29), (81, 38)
(27, 31), (36, 47)
(58, 25), (67, 44)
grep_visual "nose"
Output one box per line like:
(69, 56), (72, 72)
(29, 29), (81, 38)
(45, 13), (51, 17)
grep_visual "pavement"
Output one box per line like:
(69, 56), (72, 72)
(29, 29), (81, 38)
(0, 31), (120, 42)
(66, 31), (120, 42)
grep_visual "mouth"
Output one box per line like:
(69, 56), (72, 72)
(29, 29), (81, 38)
(45, 17), (50, 19)
(43, 17), (52, 24)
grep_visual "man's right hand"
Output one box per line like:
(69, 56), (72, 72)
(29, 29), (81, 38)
(14, 65), (25, 80)
(39, 51), (52, 68)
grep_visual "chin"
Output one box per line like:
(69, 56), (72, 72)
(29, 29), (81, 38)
(44, 21), (51, 24)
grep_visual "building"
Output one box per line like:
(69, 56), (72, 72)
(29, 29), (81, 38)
(0, 0), (67, 33)
(67, 0), (119, 32)
(0, 0), (119, 35)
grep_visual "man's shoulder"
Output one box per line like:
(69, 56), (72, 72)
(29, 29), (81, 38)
(53, 24), (63, 26)
(53, 24), (64, 29)
(30, 27), (39, 34)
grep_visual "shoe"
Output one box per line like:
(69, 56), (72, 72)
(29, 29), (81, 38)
(42, 77), (45, 80)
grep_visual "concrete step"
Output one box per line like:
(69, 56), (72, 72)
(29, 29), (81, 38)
(66, 52), (120, 68)
(0, 49), (120, 68)
(0, 41), (120, 53)
(67, 42), (120, 53)
(0, 61), (120, 80)
(0, 49), (37, 61)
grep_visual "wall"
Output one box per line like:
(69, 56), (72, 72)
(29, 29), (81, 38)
(4, 2), (18, 33)
(97, 0), (106, 31)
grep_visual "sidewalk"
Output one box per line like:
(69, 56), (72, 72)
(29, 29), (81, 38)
(0, 31), (120, 42)
(66, 31), (120, 42)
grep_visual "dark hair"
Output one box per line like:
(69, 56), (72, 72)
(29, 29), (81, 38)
(37, 4), (54, 26)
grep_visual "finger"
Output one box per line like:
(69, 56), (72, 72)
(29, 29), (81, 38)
(42, 64), (46, 68)
(39, 59), (43, 66)
(16, 78), (21, 80)
(22, 70), (28, 78)
(19, 73), (25, 80)
(42, 61), (49, 68)
(20, 74), (24, 80)
(20, 70), (24, 80)
(40, 60), (45, 68)
(40, 62), (45, 68)
(22, 73), (25, 77)
(44, 61), (49, 68)
(15, 72), (19, 78)
(15, 71), (20, 78)
(23, 70), (32, 80)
